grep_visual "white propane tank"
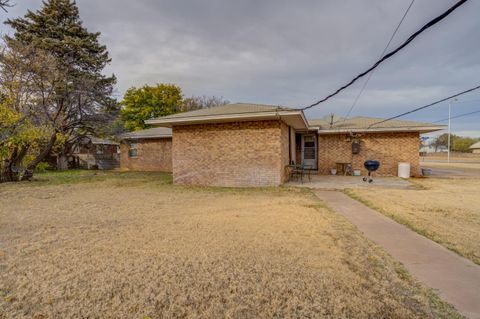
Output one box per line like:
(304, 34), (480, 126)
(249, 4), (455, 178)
(398, 162), (411, 178)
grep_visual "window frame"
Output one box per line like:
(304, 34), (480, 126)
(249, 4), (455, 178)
(96, 144), (105, 155)
(128, 142), (138, 158)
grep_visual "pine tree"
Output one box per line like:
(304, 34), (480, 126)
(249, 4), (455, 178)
(6, 0), (111, 77)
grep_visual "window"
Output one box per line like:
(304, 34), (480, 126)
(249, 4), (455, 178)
(304, 136), (315, 148)
(128, 143), (138, 157)
(96, 145), (105, 155)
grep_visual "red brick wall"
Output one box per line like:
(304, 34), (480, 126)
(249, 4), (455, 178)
(172, 120), (289, 187)
(120, 138), (172, 172)
(318, 132), (420, 177)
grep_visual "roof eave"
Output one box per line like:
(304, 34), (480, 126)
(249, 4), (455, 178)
(316, 126), (446, 134)
(91, 141), (119, 145)
(121, 134), (172, 140)
(145, 110), (309, 130)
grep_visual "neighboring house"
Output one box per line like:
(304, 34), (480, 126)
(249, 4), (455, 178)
(470, 141), (480, 154)
(139, 103), (444, 187)
(73, 137), (120, 170)
(47, 137), (120, 170)
(120, 127), (173, 171)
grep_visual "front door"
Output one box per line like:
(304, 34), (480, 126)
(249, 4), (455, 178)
(301, 134), (317, 169)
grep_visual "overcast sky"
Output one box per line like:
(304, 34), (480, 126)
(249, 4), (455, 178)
(1, 0), (479, 137)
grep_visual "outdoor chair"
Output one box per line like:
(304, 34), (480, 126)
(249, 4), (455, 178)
(287, 162), (312, 183)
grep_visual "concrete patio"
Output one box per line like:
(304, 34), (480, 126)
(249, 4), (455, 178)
(286, 174), (413, 190)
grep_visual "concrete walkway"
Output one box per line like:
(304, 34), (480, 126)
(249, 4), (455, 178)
(314, 190), (480, 319)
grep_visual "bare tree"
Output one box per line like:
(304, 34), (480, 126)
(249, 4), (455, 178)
(0, 0), (13, 13)
(181, 95), (229, 112)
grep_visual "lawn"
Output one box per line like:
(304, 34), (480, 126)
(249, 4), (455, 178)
(0, 171), (460, 318)
(346, 177), (480, 265)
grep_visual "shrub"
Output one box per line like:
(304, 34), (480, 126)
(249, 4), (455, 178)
(35, 162), (50, 173)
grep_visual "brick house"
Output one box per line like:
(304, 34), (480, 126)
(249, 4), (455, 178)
(122, 103), (444, 187)
(120, 127), (173, 171)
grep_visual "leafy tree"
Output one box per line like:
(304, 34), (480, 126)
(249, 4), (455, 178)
(4, 0), (115, 179)
(0, 41), (53, 181)
(120, 84), (182, 131)
(452, 137), (477, 153)
(181, 95), (229, 112)
(431, 133), (478, 153)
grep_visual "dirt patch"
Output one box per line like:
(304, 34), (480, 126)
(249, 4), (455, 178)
(346, 177), (480, 265)
(0, 172), (460, 318)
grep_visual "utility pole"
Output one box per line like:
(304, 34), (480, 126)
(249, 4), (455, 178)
(447, 98), (457, 163)
(448, 101), (451, 163)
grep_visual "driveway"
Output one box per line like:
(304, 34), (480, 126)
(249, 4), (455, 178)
(421, 162), (480, 178)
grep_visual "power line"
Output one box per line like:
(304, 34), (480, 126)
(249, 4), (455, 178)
(302, 0), (469, 111)
(432, 109), (480, 123)
(367, 84), (480, 128)
(342, 0), (415, 122)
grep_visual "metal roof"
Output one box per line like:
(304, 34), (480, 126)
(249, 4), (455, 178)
(121, 127), (172, 140)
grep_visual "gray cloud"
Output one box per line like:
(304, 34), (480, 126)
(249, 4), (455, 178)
(1, 0), (479, 136)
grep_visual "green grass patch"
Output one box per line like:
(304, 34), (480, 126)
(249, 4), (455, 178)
(6, 170), (312, 196)
(30, 170), (173, 187)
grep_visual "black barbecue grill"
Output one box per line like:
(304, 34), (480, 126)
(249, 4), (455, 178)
(363, 160), (380, 183)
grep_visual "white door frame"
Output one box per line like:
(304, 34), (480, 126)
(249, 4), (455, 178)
(301, 134), (317, 169)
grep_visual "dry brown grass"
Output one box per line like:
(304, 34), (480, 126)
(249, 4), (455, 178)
(0, 172), (461, 318)
(422, 152), (480, 163)
(346, 177), (480, 265)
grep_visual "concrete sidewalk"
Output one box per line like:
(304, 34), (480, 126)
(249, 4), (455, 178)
(314, 190), (480, 319)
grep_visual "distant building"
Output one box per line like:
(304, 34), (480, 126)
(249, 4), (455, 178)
(420, 145), (448, 153)
(73, 137), (120, 169)
(469, 141), (480, 154)
(49, 137), (120, 170)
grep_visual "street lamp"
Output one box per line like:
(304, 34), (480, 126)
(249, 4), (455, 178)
(447, 98), (458, 163)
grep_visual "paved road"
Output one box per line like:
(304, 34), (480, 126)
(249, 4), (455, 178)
(421, 165), (480, 177)
(314, 190), (480, 319)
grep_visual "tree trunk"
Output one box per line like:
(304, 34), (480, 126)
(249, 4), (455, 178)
(0, 160), (16, 182)
(21, 132), (57, 181)
(0, 146), (29, 183)
(57, 154), (69, 170)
